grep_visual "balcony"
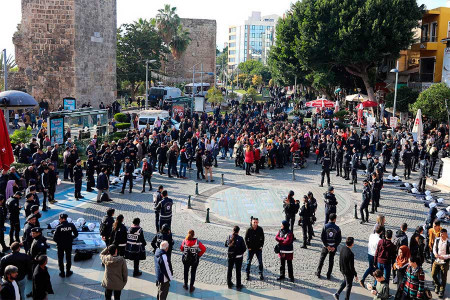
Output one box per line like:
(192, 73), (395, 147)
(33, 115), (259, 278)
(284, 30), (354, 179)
(411, 41), (438, 51)
(409, 73), (434, 83)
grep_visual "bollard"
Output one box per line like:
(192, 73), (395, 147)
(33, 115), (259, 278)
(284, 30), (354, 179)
(188, 195), (192, 209)
(221, 173), (224, 185)
(292, 169), (296, 181)
(205, 208), (210, 223)
(353, 182), (357, 193)
(354, 204), (358, 219)
(195, 183), (199, 195)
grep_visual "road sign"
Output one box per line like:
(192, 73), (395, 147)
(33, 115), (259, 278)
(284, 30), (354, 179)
(390, 117), (398, 128)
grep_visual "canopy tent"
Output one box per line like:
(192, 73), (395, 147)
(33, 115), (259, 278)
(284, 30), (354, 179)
(305, 99), (335, 108)
(361, 100), (378, 108)
(0, 90), (39, 108)
(345, 94), (369, 102)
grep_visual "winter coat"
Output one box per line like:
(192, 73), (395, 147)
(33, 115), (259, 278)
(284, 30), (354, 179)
(100, 248), (128, 291)
(275, 229), (294, 260)
(245, 149), (255, 164)
(374, 239), (396, 265)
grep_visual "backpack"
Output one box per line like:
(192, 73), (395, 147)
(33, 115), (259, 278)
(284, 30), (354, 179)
(182, 239), (199, 265)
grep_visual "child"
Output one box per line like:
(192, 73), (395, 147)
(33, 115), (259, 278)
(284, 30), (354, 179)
(367, 269), (389, 300)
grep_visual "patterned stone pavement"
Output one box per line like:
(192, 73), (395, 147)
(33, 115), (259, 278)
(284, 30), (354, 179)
(12, 155), (450, 299)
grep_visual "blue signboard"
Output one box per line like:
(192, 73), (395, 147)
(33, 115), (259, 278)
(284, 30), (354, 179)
(63, 98), (76, 110)
(49, 117), (64, 145)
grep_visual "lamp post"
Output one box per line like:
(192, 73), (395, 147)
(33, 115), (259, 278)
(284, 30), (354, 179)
(2, 49), (7, 91)
(390, 61), (399, 118)
(144, 59), (157, 110)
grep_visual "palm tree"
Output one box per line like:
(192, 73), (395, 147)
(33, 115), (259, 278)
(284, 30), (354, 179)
(170, 26), (191, 59)
(155, 4), (180, 45)
(0, 53), (16, 73)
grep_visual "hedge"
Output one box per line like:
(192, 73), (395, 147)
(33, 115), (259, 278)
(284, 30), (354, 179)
(115, 123), (131, 130)
(114, 113), (128, 123)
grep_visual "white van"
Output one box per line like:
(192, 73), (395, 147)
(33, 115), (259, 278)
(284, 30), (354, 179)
(138, 110), (180, 131)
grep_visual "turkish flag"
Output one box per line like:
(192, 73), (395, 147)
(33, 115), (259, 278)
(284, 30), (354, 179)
(0, 110), (14, 170)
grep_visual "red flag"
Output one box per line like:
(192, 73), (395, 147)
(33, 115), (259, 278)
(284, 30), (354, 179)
(0, 110), (14, 170)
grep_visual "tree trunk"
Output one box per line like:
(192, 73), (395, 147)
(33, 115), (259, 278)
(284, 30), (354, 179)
(345, 65), (376, 102)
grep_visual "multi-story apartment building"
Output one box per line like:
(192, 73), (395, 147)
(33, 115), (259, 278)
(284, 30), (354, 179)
(228, 11), (279, 72)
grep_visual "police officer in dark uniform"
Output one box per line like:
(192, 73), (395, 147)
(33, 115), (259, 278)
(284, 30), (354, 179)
(73, 159), (84, 200)
(151, 223), (174, 258)
(323, 186), (338, 224)
(418, 156), (429, 193)
(381, 141), (392, 172)
(437, 145), (448, 179)
(350, 147), (359, 192)
(402, 144), (413, 180)
(411, 141), (419, 171)
(299, 195), (313, 249)
(53, 213), (78, 277)
(319, 151), (331, 187)
(100, 208), (115, 247)
(102, 147), (113, 175)
(112, 145), (124, 177)
(6, 192), (22, 246)
(316, 213), (342, 280)
(29, 226), (49, 289)
(283, 191), (299, 236)
(366, 153), (375, 181)
(86, 155), (96, 192)
(22, 214), (38, 253)
(157, 190), (173, 229)
(335, 143), (343, 177)
(0, 196), (8, 253)
(120, 156), (134, 194)
(360, 180), (372, 224)
(153, 185), (164, 232)
(343, 145), (351, 180)
(391, 144), (401, 177)
(371, 172), (382, 213)
(360, 132), (369, 163)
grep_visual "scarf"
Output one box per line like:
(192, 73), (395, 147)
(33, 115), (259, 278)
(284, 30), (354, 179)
(5, 180), (15, 200)
(396, 245), (411, 268)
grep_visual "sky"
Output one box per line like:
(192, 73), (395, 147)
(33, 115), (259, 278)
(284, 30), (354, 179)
(0, 0), (449, 59)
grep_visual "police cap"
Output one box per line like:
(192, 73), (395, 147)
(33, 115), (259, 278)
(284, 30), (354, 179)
(26, 193), (33, 199)
(125, 156), (130, 160)
(59, 213), (68, 220)
(328, 186), (334, 192)
(88, 155), (94, 159)
(31, 227), (43, 233)
(26, 214), (37, 221)
(76, 159), (81, 163)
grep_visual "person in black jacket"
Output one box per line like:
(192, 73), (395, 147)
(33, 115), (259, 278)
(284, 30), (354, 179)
(96, 168), (109, 203)
(324, 186), (338, 224)
(53, 213), (78, 277)
(335, 144), (343, 177)
(0, 242), (32, 298)
(244, 217), (265, 280)
(299, 195), (314, 249)
(120, 157), (134, 194)
(350, 147), (359, 190)
(110, 214), (127, 256)
(22, 214), (38, 253)
(6, 192), (22, 246)
(391, 144), (401, 177)
(359, 180), (372, 224)
(32, 255), (54, 300)
(0, 196), (9, 253)
(225, 226), (246, 290)
(73, 159), (84, 200)
(319, 151), (331, 187)
(47, 163), (58, 204)
(402, 144), (413, 180)
(418, 157), (429, 193)
(316, 213), (342, 280)
(125, 218), (147, 277)
(0, 265), (21, 300)
(283, 191), (299, 237)
(343, 146), (351, 180)
(100, 208), (115, 247)
(334, 237), (358, 300)
(151, 223), (174, 258)
(371, 172), (382, 214)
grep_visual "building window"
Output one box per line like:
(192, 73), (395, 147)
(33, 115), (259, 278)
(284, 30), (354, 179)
(245, 25), (248, 29)
(260, 25), (263, 30)
(229, 42), (236, 48)
(252, 33), (255, 38)
(431, 22), (437, 42)
(229, 50), (236, 55)
(422, 23), (429, 42)
(229, 35), (236, 40)
(229, 58), (235, 63)
(259, 42), (262, 46)
(251, 41), (255, 46)
(252, 25), (255, 30)
(266, 42), (271, 47)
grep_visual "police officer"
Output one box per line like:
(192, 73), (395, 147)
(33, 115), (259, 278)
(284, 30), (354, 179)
(102, 147), (113, 175)
(112, 145), (124, 177)
(120, 156), (134, 194)
(343, 145), (351, 180)
(381, 141), (392, 172)
(402, 144), (413, 180)
(283, 191), (299, 236)
(0, 197), (8, 253)
(366, 153), (375, 181)
(319, 151), (331, 187)
(437, 145), (448, 179)
(350, 147), (359, 192)
(153, 185), (164, 232)
(157, 190), (173, 229)
(299, 195), (313, 249)
(391, 144), (401, 177)
(323, 186), (338, 224)
(100, 208), (115, 247)
(6, 192), (22, 246)
(124, 218), (147, 277)
(48, 163), (58, 204)
(86, 155), (96, 192)
(53, 213), (78, 277)
(418, 156), (429, 193)
(360, 180), (372, 224)
(411, 141), (420, 171)
(371, 172), (382, 213)
(360, 132), (369, 163)
(24, 193), (38, 218)
(29, 227), (48, 264)
(151, 223), (174, 258)
(41, 167), (50, 211)
(22, 214), (38, 253)
(315, 213), (342, 280)
(335, 143), (343, 177)
(73, 159), (84, 200)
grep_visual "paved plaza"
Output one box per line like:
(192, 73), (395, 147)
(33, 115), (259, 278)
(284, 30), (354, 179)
(9, 156), (450, 299)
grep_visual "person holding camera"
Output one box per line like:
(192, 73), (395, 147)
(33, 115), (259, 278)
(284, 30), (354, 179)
(100, 244), (128, 300)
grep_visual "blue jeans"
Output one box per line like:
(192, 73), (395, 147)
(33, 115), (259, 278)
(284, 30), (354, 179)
(179, 162), (187, 177)
(229, 148), (234, 158)
(375, 262), (391, 286)
(246, 249), (263, 274)
(361, 254), (376, 283)
(221, 147), (227, 158)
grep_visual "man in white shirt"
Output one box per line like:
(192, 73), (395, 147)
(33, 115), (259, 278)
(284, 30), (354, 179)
(0, 265), (21, 300)
(155, 241), (173, 300)
(432, 228), (450, 298)
(359, 225), (383, 288)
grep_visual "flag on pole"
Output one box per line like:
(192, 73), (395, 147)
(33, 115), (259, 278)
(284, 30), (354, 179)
(357, 103), (364, 126)
(412, 109), (423, 141)
(0, 110), (14, 170)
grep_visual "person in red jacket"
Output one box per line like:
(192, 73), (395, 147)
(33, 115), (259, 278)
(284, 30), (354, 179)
(275, 220), (295, 282)
(245, 145), (255, 175)
(180, 230), (206, 293)
(374, 229), (396, 286)
(254, 146), (261, 174)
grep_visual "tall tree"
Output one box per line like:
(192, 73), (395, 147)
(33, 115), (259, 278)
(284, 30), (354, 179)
(116, 19), (165, 97)
(293, 0), (423, 102)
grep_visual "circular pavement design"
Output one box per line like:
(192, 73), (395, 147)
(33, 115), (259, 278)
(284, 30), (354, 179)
(207, 182), (350, 227)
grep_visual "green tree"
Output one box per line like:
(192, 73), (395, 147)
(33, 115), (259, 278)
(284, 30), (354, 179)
(117, 19), (165, 98)
(412, 83), (450, 121)
(276, 0), (423, 102)
(0, 53), (17, 91)
(245, 87), (258, 102)
(10, 126), (32, 145)
(227, 92), (238, 100)
(216, 46), (228, 83)
(206, 87), (224, 105)
(252, 75), (263, 88)
(238, 60), (264, 75)
(385, 86), (419, 112)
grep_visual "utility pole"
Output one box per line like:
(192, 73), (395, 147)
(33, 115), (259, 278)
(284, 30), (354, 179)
(2, 49), (7, 91)
(145, 60), (148, 110)
(200, 63), (203, 97)
(192, 65), (195, 102)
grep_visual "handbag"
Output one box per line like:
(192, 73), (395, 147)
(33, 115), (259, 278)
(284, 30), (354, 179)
(274, 244), (280, 254)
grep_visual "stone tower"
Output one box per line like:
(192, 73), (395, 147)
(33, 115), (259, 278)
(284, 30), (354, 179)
(13, 0), (117, 109)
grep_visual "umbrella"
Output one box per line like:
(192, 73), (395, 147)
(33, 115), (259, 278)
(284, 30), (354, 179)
(0, 110), (14, 170)
(305, 99), (335, 108)
(361, 100), (378, 108)
(0, 90), (38, 108)
(345, 94), (369, 102)
(357, 104), (364, 126)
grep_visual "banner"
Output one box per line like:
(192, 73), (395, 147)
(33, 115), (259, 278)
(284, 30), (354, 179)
(412, 109), (423, 141)
(173, 105), (184, 117)
(443, 47), (450, 87)
(49, 118), (64, 145)
(367, 117), (376, 132)
(63, 98), (76, 110)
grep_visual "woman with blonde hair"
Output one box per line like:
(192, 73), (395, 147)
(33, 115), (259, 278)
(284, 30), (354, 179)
(180, 230), (206, 293)
(373, 214), (386, 239)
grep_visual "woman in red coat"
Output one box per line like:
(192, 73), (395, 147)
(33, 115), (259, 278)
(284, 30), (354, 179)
(244, 144), (255, 175)
(275, 220), (294, 282)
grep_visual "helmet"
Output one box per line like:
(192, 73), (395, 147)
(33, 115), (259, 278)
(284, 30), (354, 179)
(67, 217), (73, 223)
(387, 175), (393, 180)
(425, 195), (433, 201)
(87, 223), (96, 231)
(425, 190), (431, 196)
(50, 220), (59, 229)
(411, 188), (418, 194)
(161, 223), (170, 233)
(74, 221), (81, 228)
(404, 183), (410, 188)
(77, 218), (86, 225)
(437, 198), (445, 204)
(394, 176), (399, 181)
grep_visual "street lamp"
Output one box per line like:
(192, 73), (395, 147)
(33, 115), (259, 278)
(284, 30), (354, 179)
(390, 61), (399, 119)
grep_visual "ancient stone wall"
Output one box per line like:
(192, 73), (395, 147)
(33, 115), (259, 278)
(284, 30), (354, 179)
(163, 18), (217, 86)
(12, 0), (116, 110)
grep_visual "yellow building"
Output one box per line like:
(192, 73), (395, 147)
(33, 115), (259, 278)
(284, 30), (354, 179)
(411, 7), (450, 84)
